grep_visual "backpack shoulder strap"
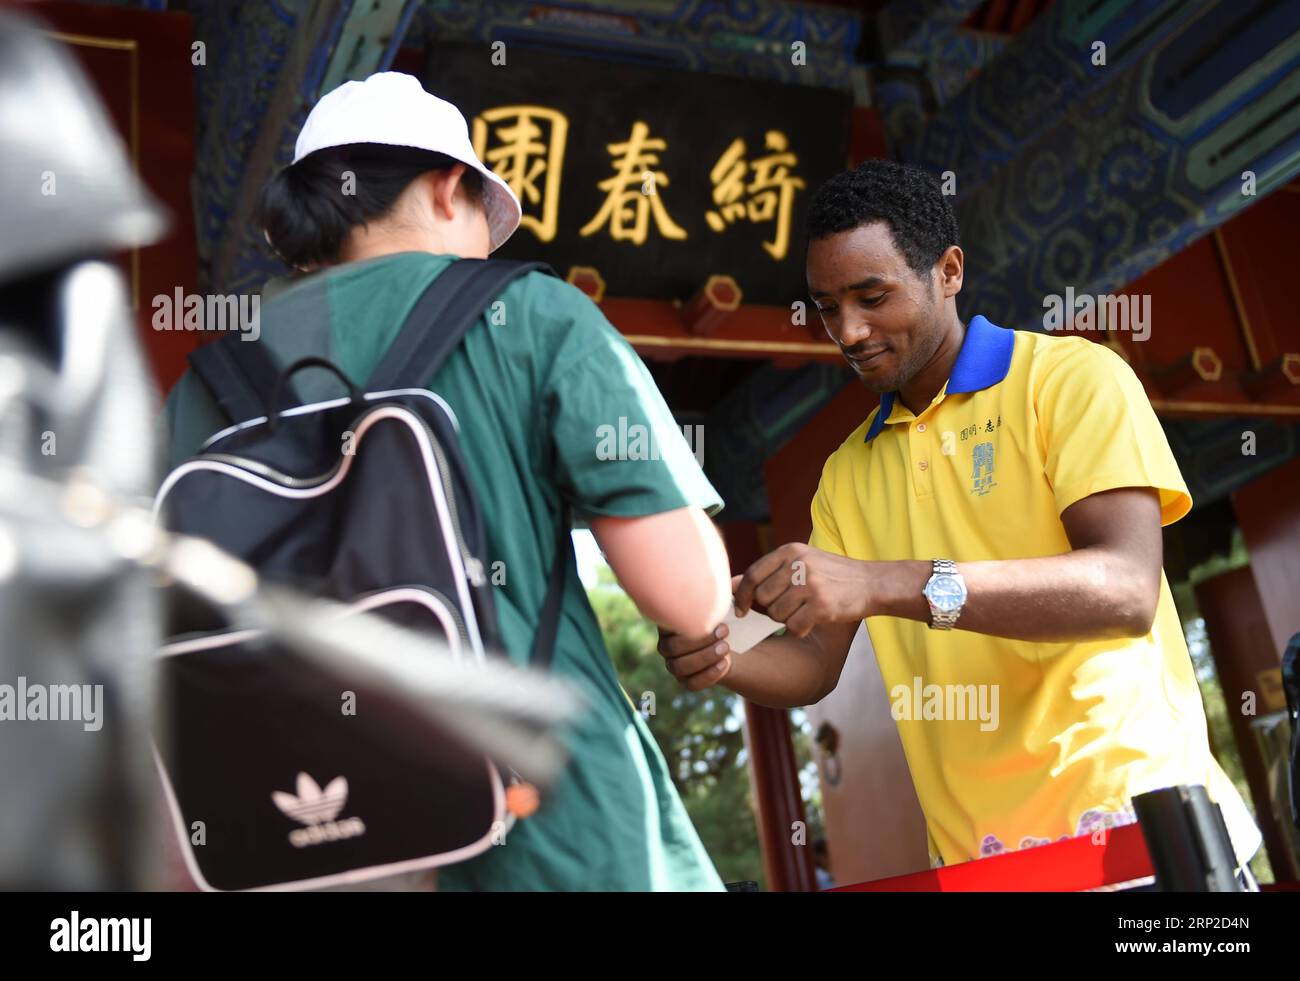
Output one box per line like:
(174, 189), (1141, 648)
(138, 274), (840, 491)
(187, 333), (283, 424)
(366, 258), (555, 392)
(530, 504), (572, 670)
(370, 257), (567, 668)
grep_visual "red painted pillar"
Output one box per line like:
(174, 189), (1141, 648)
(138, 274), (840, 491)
(744, 703), (817, 891)
(1195, 566), (1300, 881)
(1232, 455), (1300, 656)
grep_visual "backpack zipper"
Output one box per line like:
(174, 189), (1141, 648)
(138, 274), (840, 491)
(199, 407), (489, 595)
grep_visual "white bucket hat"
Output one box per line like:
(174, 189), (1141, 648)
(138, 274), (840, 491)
(293, 71), (521, 252)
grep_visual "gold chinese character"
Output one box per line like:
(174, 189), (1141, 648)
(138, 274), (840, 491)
(580, 121), (687, 245)
(705, 130), (806, 261)
(472, 105), (569, 243)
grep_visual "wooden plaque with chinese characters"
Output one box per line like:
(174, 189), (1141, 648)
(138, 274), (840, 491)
(424, 43), (851, 306)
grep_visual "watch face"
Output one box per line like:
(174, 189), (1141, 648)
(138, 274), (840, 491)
(927, 574), (965, 612)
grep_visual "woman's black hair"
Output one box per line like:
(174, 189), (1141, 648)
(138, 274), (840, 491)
(256, 142), (484, 269)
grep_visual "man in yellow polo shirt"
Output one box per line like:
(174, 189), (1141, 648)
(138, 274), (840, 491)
(657, 159), (1261, 873)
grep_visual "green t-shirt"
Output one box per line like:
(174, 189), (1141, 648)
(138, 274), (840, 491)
(162, 252), (725, 891)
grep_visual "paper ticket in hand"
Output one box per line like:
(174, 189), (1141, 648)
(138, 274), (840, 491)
(721, 605), (783, 653)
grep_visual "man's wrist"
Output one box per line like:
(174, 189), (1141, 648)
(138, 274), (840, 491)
(862, 559), (931, 621)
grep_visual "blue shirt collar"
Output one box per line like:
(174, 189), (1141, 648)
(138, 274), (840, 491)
(864, 315), (1015, 442)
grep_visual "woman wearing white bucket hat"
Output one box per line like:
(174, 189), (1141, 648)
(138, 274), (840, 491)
(163, 72), (734, 891)
(264, 71), (522, 266)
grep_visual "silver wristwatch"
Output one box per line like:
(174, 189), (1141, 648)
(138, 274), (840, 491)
(923, 558), (967, 630)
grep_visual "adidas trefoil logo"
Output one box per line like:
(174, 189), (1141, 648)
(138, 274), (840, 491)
(272, 772), (367, 848)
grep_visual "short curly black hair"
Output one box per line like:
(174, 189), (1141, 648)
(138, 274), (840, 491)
(806, 159), (959, 278)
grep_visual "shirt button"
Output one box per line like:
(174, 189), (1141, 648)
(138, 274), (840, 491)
(918, 460), (929, 471)
(916, 423), (927, 433)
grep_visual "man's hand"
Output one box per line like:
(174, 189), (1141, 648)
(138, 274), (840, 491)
(658, 613), (860, 707)
(733, 543), (884, 638)
(657, 624), (733, 691)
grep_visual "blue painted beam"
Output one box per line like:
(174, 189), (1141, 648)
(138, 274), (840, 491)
(876, 0), (987, 60)
(948, 0), (1300, 333)
(189, 0), (319, 292)
(194, 0), (427, 295)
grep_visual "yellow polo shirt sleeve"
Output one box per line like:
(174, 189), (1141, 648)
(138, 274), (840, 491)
(809, 453), (847, 555)
(1034, 339), (1192, 525)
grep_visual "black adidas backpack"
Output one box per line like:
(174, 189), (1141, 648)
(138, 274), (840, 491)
(153, 258), (570, 891)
